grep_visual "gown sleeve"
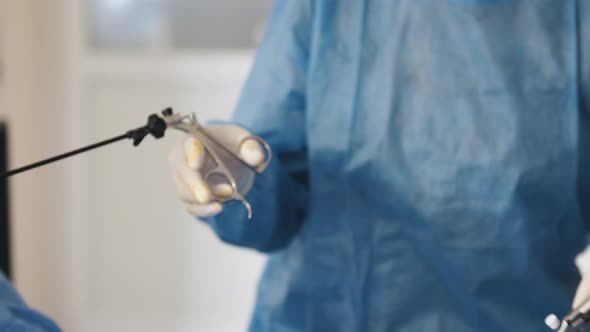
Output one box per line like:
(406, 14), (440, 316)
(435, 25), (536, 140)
(204, 0), (312, 253)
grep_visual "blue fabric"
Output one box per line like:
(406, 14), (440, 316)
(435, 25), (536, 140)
(0, 273), (60, 331)
(206, 0), (590, 331)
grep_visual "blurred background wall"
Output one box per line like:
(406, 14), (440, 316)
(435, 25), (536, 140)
(0, 0), (271, 331)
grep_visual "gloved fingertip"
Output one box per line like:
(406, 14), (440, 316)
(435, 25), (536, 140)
(211, 202), (223, 214)
(185, 202), (223, 218)
(189, 177), (212, 204)
(211, 183), (234, 199)
(572, 277), (590, 308)
(184, 136), (205, 170)
(240, 139), (264, 167)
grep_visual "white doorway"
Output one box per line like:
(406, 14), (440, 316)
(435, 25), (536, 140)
(1, 1), (270, 331)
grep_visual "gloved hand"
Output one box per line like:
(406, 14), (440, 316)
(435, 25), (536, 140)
(169, 124), (265, 218)
(573, 247), (590, 308)
(574, 276), (590, 308)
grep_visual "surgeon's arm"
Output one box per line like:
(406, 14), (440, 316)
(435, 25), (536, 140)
(204, 0), (312, 252)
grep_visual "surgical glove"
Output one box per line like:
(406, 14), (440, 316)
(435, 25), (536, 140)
(169, 124), (265, 218)
(574, 276), (590, 308)
(573, 247), (590, 308)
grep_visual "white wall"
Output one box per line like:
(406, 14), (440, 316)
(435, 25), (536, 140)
(76, 56), (266, 332)
(0, 0), (50, 313)
(0, 1), (267, 331)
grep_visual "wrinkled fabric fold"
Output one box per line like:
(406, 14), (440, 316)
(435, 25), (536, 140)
(205, 1), (590, 331)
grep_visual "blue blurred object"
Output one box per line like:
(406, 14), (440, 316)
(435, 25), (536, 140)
(0, 273), (60, 331)
(206, 0), (590, 331)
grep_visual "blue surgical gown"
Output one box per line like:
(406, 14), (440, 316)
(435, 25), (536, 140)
(0, 273), (60, 331)
(206, 1), (590, 331)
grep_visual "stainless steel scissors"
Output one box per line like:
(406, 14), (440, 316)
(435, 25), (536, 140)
(163, 109), (271, 219)
(3, 108), (272, 219)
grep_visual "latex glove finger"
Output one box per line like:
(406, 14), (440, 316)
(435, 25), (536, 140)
(573, 276), (590, 308)
(182, 136), (206, 170)
(239, 138), (265, 167)
(173, 171), (222, 217)
(171, 163), (223, 217)
(169, 137), (212, 203)
(180, 135), (239, 200)
(206, 125), (266, 167)
(173, 170), (227, 206)
(171, 172), (208, 204)
(175, 169), (234, 201)
(178, 163), (212, 204)
(183, 201), (223, 218)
